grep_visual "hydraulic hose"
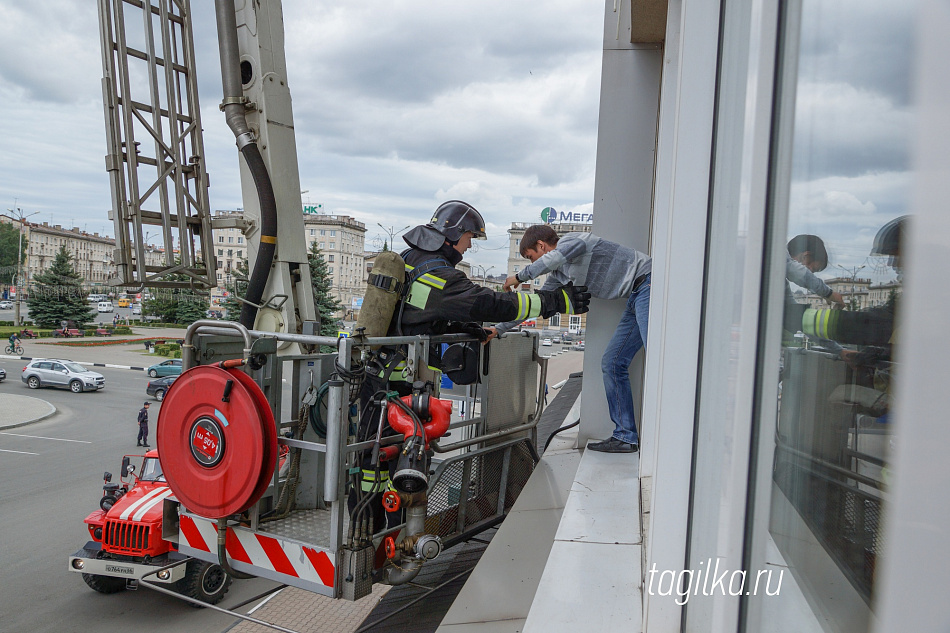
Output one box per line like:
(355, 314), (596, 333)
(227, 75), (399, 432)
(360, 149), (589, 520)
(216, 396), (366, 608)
(214, 0), (278, 329)
(216, 519), (254, 579)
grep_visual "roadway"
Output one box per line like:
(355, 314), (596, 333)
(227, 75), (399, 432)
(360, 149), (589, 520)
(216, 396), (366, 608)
(0, 341), (585, 633)
(0, 364), (281, 633)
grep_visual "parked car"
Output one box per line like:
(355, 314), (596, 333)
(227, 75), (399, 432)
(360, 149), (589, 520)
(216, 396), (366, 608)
(0, 367), (6, 382)
(0, 300), (13, 310)
(22, 359), (105, 393)
(97, 301), (114, 313)
(131, 303), (142, 315)
(541, 338), (553, 347)
(552, 337), (562, 344)
(573, 341), (586, 351)
(146, 359), (182, 378)
(146, 375), (177, 401)
(205, 309), (223, 319)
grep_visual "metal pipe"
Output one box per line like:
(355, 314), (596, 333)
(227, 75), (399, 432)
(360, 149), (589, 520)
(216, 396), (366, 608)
(323, 379), (345, 503)
(184, 320), (252, 369)
(214, 0), (277, 329)
(429, 418), (540, 453)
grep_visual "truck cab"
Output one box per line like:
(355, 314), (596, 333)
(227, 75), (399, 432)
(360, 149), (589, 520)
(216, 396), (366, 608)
(68, 451), (232, 604)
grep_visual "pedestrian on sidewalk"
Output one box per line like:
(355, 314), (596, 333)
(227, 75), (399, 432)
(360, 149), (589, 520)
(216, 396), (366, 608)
(136, 402), (151, 448)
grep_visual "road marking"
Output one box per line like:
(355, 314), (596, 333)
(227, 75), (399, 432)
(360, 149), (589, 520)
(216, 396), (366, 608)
(0, 448), (40, 455)
(0, 432), (92, 444)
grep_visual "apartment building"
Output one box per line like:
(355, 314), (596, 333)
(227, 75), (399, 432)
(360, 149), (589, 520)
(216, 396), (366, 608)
(302, 213), (366, 316)
(0, 215), (162, 288)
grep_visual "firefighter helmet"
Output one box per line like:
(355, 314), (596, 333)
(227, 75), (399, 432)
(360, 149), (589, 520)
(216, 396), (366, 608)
(870, 216), (907, 257)
(429, 200), (487, 242)
(403, 200), (488, 251)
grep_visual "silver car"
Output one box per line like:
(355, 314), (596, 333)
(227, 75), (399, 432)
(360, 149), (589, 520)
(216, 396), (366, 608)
(21, 359), (105, 393)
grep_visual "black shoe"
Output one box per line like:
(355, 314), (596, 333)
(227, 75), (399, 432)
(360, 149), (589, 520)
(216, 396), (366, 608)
(136, 442), (142, 446)
(143, 444), (150, 448)
(587, 437), (638, 453)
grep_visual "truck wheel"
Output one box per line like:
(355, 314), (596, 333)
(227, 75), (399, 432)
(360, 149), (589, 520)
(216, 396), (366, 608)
(177, 560), (232, 607)
(70, 380), (84, 393)
(27, 376), (40, 389)
(79, 549), (126, 594)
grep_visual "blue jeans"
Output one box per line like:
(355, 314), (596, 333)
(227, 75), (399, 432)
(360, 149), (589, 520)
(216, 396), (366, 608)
(600, 274), (650, 445)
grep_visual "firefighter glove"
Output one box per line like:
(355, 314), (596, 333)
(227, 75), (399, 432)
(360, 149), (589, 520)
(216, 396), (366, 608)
(537, 283), (591, 318)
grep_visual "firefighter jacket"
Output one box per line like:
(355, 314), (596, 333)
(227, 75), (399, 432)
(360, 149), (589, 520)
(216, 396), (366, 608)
(394, 242), (542, 336)
(796, 300), (897, 347)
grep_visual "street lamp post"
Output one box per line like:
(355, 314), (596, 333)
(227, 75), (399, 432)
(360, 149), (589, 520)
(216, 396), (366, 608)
(7, 207), (40, 327)
(377, 223), (410, 251)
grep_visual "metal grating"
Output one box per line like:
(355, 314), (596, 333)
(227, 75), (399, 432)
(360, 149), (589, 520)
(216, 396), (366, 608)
(426, 439), (536, 545)
(104, 519), (151, 554)
(97, 0), (216, 289)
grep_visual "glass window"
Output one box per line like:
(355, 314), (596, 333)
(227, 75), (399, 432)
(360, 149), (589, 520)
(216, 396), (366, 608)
(746, 2), (915, 630)
(228, 237), (234, 243)
(238, 237), (243, 244)
(330, 242), (336, 249)
(320, 229), (326, 236)
(219, 236), (224, 242)
(330, 230), (336, 237)
(237, 250), (242, 258)
(319, 242), (325, 249)
(310, 229), (315, 236)
(328, 255), (334, 262)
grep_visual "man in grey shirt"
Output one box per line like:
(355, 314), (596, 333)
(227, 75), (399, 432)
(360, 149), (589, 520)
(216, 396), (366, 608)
(493, 225), (651, 453)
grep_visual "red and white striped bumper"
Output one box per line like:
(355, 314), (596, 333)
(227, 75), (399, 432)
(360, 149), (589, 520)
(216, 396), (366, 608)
(178, 513), (337, 596)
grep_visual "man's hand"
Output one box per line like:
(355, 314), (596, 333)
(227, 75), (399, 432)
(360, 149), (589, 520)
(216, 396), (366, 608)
(826, 291), (845, 308)
(503, 275), (521, 291)
(484, 327), (498, 343)
(537, 283), (591, 317)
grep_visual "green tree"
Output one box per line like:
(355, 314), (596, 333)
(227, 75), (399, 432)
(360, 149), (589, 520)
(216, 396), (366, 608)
(0, 222), (27, 285)
(308, 242), (343, 336)
(221, 258), (249, 322)
(27, 246), (94, 328)
(141, 257), (211, 324)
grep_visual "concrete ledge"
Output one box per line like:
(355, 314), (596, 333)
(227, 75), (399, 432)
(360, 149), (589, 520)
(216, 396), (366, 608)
(522, 443), (642, 633)
(0, 393), (57, 429)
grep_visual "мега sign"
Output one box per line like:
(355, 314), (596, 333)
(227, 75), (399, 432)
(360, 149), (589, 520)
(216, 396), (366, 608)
(541, 206), (593, 224)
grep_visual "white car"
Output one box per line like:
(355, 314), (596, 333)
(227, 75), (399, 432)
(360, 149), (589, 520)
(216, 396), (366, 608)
(0, 300), (13, 310)
(21, 359), (105, 393)
(131, 303), (142, 315)
(97, 301), (114, 313)
(542, 338), (553, 346)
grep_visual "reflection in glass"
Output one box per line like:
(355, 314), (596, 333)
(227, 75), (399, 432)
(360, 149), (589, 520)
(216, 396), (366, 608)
(763, 1), (914, 631)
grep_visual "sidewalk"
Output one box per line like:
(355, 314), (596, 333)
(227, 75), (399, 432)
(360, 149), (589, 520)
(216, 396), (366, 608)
(0, 393), (56, 429)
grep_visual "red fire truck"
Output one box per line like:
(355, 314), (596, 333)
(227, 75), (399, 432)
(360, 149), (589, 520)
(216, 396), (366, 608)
(67, 451), (232, 605)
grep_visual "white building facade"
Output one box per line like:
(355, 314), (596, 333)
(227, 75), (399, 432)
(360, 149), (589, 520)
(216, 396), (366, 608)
(526, 1), (948, 632)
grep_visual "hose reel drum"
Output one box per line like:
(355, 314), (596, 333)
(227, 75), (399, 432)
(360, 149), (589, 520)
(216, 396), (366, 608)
(157, 365), (277, 518)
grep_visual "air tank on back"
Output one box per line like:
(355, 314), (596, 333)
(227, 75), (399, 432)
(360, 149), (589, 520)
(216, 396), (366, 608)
(357, 251), (406, 342)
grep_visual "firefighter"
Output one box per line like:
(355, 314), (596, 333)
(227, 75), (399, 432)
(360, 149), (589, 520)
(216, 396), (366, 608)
(789, 216), (906, 348)
(350, 200), (590, 534)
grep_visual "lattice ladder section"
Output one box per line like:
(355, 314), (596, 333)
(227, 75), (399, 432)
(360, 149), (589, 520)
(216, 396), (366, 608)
(98, 0), (216, 289)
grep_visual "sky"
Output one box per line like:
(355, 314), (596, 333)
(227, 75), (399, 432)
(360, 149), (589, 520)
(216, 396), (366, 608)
(785, 0), (916, 284)
(0, 0), (604, 275)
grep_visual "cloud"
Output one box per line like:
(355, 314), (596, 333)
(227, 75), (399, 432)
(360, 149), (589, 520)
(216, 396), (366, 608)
(0, 0), (602, 274)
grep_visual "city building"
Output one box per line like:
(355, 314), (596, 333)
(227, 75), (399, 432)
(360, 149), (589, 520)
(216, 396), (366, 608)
(0, 214), (161, 289)
(302, 213), (367, 317)
(450, 3), (945, 632)
(210, 210), (248, 288)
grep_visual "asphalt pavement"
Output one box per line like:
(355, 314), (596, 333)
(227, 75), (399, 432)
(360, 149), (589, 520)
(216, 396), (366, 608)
(0, 329), (585, 633)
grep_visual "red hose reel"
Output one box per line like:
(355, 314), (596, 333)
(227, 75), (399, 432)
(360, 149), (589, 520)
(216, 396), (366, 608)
(157, 365), (277, 518)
